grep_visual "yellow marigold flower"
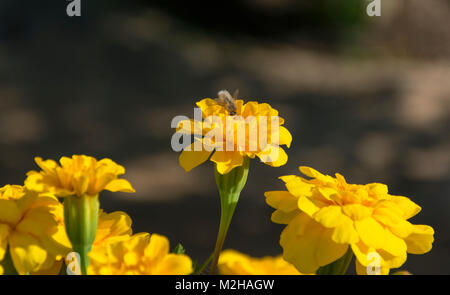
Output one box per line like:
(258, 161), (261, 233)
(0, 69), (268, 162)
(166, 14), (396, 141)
(25, 155), (135, 197)
(265, 166), (435, 275)
(88, 233), (193, 275)
(218, 249), (304, 275)
(0, 185), (68, 275)
(177, 97), (292, 174)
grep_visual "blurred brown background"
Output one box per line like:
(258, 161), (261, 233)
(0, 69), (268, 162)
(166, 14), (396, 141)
(0, 0), (448, 274)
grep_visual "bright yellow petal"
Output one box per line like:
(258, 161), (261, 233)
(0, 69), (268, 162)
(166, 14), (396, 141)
(211, 151), (243, 174)
(298, 196), (320, 217)
(331, 215), (359, 244)
(104, 179), (135, 193)
(280, 213), (347, 274)
(390, 196), (421, 219)
(381, 229), (407, 257)
(0, 224), (10, 261)
(342, 204), (373, 221)
(404, 224), (434, 254)
(278, 126), (292, 148)
(313, 206), (344, 228)
(95, 211), (133, 245)
(179, 143), (212, 172)
(15, 207), (58, 237)
(280, 175), (312, 198)
(145, 234), (170, 262)
(264, 191), (298, 212)
(0, 200), (22, 225)
(9, 232), (47, 275)
(258, 146), (288, 167)
(271, 210), (299, 224)
(155, 254), (193, 275)
(355, 218), (387, 249)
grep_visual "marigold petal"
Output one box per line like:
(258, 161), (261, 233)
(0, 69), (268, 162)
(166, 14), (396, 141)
(178, 144), (212, 172)
(145, 234), (170, 262)
(278, 126), (292, 148)
(342, 204), (373, 221)
(355, 218), (387, 249)
(280, 213), (347, 274)
(211, 151), (244, 174)
(390, 196), (421, 219)
(298, 196), (320, 217)
(156, 254), (193, 275)
(9, 232), (47, 275)
(104, 179), (135, 193)
(271, 210), (299, 224)
(257, 146), (288, 167)
(382, 229), (407, 257)
(0, 224), (10, 261)
(404, 225), (434, 254)
(0, 200), (22, 225)
(280, 175), (312, 198)
(15, 207), (58, 237)
(264, 191), (298, 212)
(313, 206), (344, 228)
(331, 215), (359, 244)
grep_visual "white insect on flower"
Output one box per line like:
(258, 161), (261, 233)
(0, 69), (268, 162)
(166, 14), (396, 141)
(215, 89), (239, 115)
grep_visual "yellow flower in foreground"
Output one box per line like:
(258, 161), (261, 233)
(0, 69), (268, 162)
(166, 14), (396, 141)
(88, 233), (193, 275)
(219, 249), (304, 275)
(0, 185), (67, 275)
(25, 155), (135, 197)
(265, 166), (434, 275)
(177, 97), (292, 174)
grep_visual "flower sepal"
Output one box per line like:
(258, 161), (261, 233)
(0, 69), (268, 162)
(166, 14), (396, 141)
(63, 194), (100, 275)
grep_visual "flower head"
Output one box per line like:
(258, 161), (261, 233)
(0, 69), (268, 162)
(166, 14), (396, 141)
(88, 232), (193, 275)
(265, 166), (434, 275)
(218, 249), (304, 275)
(176, 96), (292, 174)
(25, 155), (135, 197)
(0, 185), (68, 275)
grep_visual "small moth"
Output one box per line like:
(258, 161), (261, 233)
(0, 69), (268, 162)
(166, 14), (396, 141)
(215, 89), (239, 115)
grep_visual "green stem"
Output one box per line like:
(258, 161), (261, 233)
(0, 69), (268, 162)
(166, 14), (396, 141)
(63, 194), (99, 275)
(193, 253), (213, 275)
(209, 157), (250, 275)
(317, 247), (354, 275)
(1, 246), (18, 275)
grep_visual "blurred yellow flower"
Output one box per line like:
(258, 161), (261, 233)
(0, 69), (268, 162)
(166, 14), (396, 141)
(88, 233), (193, 275)
(265, 166), (434, 275)
(0, 185), (68, 275)
(218, 249), (304, 275)
(25, 155), (135, 197)
(177, 97), (292, 174)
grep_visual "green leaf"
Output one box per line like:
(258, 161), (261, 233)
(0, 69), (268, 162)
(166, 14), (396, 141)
(172, 243), (186, 255)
